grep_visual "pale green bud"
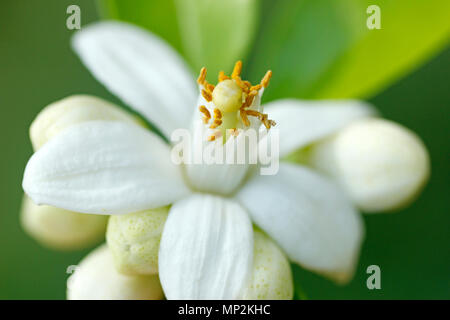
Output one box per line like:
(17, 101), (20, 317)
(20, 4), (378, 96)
(106, 207), (169, 275)
(30, 95), (141, 150)
(240, 230), (294, 300)
(67, 245), (163, 300)
(309, 118), (430, 212)
(21, 195), (107, 250)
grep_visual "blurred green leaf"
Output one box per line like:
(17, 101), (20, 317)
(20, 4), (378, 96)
(292, 265), (309, 300)
(97, 0), (184, 53)
(247, 0), (450, 100)
(98, 0), (260, 79)
(174, 0), (259, 80)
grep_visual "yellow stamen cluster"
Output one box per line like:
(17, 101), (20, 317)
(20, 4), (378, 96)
(197, 61), (276, 138)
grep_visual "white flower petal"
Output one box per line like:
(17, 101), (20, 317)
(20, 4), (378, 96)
(72, 22), (197, 138)
(309, 118), (430, 212)
(264, 99), (376, 157)
(184, 120), (251, 195)
(236, 163), (364, 283)
(67, 245), (164, 300)
(23, 121), (189, 215)
(159, 194), (253, 299)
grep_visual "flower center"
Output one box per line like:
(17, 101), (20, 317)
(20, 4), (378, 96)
(197, 61), (276, 141)
(212, 79), (242, 113)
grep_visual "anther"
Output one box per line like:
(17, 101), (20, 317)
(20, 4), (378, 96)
(202, 89), (212, 102)
(218, 71), (229, 82)
(213, 108), (222, 120)
(261, 114), (276, 129)
(197, 67), (207, 85)
(261, 70), (272, 88)
(231, 60), (243, 79)
(234, 76), (246, 90)
(209, 119), (222, 129)
(207, 131), (222, 141)
(199, 105), (211, 124)
(205, 83), (215, 93)
(199, 105), (210, 118)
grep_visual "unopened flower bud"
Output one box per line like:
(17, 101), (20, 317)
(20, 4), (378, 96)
(67, 245), (163, 300)
(240, 230), (293, 300)
(309, 118), (430, 212)
(21, 195), (107, 250)
(30, 95), (141, 150)
(106, 207), (169, 275)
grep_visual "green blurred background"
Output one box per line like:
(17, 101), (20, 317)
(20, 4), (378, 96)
(0, 0), (448, 299)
